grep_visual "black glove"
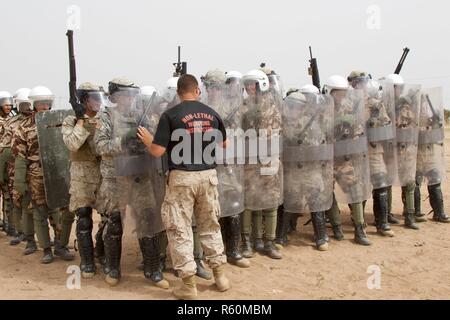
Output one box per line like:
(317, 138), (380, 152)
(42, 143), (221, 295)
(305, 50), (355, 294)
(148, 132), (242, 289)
(70, 100), (85, 119)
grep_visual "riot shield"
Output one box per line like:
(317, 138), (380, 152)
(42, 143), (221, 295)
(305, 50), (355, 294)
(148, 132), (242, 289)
(242, 88), (283, 211)
(203, 79), (245, 217)
(417, 87), (445, 186)
(282, 92), (334, 213)
(365, 80), (398, 189)
(395, 84), (421, 187)
(112, 93), (166, 238)
(333, 89), (371, 204)
(36, 109), (73, 209)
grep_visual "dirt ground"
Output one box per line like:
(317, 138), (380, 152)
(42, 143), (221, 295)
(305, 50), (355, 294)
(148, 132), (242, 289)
(1, 131), (450, 300)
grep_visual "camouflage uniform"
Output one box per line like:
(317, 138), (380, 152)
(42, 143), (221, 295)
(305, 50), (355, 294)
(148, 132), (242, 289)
(161, 169), (227, 278)
(0, 113), (14, 234)
(241, 92), (283, 257)
(364, 83), (397, 236)
(415, 89), (449, 223)
(12, 112), (67, 253)
(327, 89), (372, 246)
(201, 69), (249, 269)
(282, 92), (334, 249)
(2, 113), (35, 245)
(95, 103), (168, 287)
(395, 90), (421, 229)
(62, 113), (103, 275)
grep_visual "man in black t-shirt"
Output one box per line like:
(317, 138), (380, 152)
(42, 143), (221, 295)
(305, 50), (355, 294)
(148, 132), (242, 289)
(137, 74), (230, 300)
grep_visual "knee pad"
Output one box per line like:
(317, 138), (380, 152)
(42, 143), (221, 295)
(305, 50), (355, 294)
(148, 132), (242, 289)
(76, 208), (93, 232)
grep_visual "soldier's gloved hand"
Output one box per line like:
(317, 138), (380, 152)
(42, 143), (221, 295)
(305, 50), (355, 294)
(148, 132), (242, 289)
(0, 148), (13, 183)
(70, 100), (85, 120)
(14, 157), (28, 195)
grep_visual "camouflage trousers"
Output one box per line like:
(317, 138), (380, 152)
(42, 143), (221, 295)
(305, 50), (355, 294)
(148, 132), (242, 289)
(1, 182), (13, 227)
(27, 163), (47, 207)
(416, 144), (444, 185)
(69, 161), (101, 212)
(161, 169), (226, 278)
(397, 143), (417, 186)
(96, 177), (119, 216)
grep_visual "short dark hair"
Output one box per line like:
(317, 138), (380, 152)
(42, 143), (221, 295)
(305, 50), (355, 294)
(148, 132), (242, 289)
(177, 74), (199, 95)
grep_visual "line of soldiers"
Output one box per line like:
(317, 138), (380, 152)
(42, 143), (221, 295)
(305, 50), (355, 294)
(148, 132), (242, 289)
(0, 66), (447, 297)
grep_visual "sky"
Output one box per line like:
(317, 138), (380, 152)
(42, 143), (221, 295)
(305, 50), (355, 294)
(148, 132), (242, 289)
(1, 0), (449, 109)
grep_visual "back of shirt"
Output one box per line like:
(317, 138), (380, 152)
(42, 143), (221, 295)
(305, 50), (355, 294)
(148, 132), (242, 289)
(153, 100), (227, 171)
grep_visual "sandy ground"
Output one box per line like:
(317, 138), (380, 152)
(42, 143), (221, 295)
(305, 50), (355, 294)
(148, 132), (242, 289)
(1, 131), (450, 300)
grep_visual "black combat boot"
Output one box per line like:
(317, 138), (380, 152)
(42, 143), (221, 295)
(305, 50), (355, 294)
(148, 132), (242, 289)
(94, 221), (106, 267)
(226, 215), (250, 268)
(23, 235), (37, 256)
(10, 232), (26, 246)
(275, 206), (291, 247)
(104, 211), (122, 286)
(311, 212), (328, 251)
(139, 235), (169, 289)
(289, 213), (299, 234)
(429, 184), (450, 223)
(354, 224), (372, 246)
(76, 208), (96, 278)
(54, 240), (75, 261)
(387, 186), (400, 224)
(373, 188), (395, 237)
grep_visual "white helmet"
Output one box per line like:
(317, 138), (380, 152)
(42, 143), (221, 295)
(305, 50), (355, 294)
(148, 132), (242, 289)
(162, 77), (179, 103)
(0, 91), (13, 107)
(242, 70), (269, 92)
(140, 86), (159, 97)
(384, 74), (404, 86)
(29, 86), (54, 109)
(226, 70), (243, 81)
(13, 88), (31, 106)
(323, 75), (349, 94)
(299, 84), (320, 94)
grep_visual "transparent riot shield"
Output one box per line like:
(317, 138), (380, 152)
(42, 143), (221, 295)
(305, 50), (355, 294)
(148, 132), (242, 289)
(417, 87), (445, 186)
(36, 109), (73, 209)
(395, 84), (421, 187)
(112, 92), (166, 238)
(203, 79), (245, 217)
(282, 92), (334, 213)
(242, 88), (283, 211)
(366, 80), (398, 189)
(333, 89), (371, 204)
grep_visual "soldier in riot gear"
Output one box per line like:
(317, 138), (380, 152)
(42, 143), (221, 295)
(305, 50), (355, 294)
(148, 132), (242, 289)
(282, 90), (334, 251)
(0, 91), (14, 236)
(416, 88), (449, 223)
(201, 69), (250, 268)
(12, 86), (75, 263)
(94, 78), (168, 289)
(324, 75), (372, 246)
(348, 71), (396, 237)
(1, 89), (37, 254)
(62, 82), (106, 278)
(241, 69), (283, 259)
(385, 74), (422, 230)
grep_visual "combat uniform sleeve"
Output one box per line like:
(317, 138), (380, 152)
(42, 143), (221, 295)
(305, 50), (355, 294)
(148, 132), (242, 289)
(62, 115), (91, 152)
(11, 119), (28, 160)
(94, 110), (122, 156)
